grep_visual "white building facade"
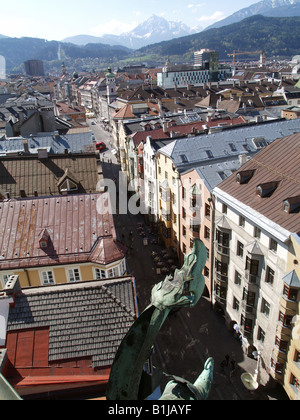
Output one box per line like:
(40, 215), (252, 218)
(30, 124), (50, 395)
(213, 186), (290, 386)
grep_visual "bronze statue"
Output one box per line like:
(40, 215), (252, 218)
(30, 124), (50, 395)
(106, 239), (214, 400)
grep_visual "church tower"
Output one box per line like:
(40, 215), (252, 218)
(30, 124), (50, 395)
(106, 68), (117, 104)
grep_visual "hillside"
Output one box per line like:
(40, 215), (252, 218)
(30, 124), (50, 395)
(135, 15), (300, 63)
(0, 37), (132, 72)
(0, 15), (299, 73)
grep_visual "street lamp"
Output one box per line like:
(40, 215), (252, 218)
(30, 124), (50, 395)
(241, 350), (262, 391)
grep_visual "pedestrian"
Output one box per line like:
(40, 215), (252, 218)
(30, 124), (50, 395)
(225, 354), (230, 366)
(220, 360), (226, 374)
(230, 360), (236, 377)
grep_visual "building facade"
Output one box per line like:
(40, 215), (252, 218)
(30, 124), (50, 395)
(212, 133), (300, 389)
(0, 193), (127, 291)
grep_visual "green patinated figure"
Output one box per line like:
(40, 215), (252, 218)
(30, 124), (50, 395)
(106, 239), (214, 401)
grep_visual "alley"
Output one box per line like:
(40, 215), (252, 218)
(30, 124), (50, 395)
(95, 123), (285, 401)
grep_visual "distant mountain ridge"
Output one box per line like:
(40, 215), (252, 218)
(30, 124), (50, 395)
(137, 15), (300, 62)
(207, 0), (300, 29)
(62, 15), (202, 49)
(0, 15), (299, 73)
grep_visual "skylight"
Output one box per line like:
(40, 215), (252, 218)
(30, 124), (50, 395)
(180, 154), (188, 163)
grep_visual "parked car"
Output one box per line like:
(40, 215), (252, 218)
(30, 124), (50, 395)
(96, 142), (106, 151)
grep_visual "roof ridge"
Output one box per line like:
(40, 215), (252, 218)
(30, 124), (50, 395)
(101, 285), (136, 319)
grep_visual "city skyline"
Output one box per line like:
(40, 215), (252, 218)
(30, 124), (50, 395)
(0, 0), (258, 41)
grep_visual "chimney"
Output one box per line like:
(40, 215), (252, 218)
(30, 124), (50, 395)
(22, 139), (29, 154)
(3, 275), (22, 299)
(239, 154), (248, 166)
(162, 120), (168, 134)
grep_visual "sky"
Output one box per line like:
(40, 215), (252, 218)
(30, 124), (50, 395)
(0, 0), (259, 40)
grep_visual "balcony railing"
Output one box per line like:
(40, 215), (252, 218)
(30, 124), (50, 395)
(245, 270), (259, 285)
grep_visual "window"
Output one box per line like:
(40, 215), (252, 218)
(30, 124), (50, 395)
(294, 350), (300, 366)
(243, 288), (256, 307)
(107, 266), (119, 278)
(245, 257), (259, 284)
(290, 374), (300, 391)
(218, 172), (226, 181)
(270, 359), (284, 375)
(68, 268), (81, 282)
(254, 226), (261, 239)
(233, 297), (240, 311)
(240, 315), (253, 334)
(205, 150), (214, 159)
(237, 241), (244, 258)
(283, 285), (298, 301)
(41, 271), (55, 286)
(222, 204), (227, 214)
(261, 298), (271, 318)
(95, 268), (106, 279)
(216, 230), (230, 255)
(239, 216), (245, 228)
(257, 327), (265, 343)
(265, 266), (275, 285)
(182, 226), (187, 237)
(275, 336), (288, 353)
(269, 238), (278, 253)
(204, 226), (210, 240)
(278, 312), (293, 328)
(205, 203), (211, 219)
(234, 270), (242, 286)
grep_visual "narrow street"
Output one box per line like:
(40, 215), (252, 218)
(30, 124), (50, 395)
(91, 120), (286, 401)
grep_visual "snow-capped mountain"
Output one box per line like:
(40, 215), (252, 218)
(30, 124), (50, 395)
(63, 15), (202, 50)
(206, 0), (300, 29)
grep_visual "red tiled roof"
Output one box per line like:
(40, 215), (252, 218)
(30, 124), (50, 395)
(129, 117), (247, 146)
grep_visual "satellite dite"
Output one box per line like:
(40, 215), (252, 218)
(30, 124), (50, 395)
(0, 56), (6, 80)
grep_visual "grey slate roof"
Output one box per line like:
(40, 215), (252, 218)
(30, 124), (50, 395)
(0, 131), (94, 155)
(159, 119), (300, 172)
(7, 278), (137, 368)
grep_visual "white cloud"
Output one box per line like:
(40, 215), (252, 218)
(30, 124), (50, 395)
(188, 3), (206, 9)
(196, 11), (225, 23)
(91, 20), (138, 36)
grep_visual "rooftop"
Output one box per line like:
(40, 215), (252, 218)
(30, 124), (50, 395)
(158, 119), (300, 171)
(0, 193), (125, 270)
(0, 130), (94, 155)
(3, 277), (137, 392)
(215, 132), (300, 236)
(0, 153), (100, 199)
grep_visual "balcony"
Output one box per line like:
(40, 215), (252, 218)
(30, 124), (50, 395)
(244, 270), (259, 286)
(215, 271), (228, 286)
(241, 300), (255, 316)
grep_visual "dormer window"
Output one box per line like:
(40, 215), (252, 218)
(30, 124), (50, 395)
(39, 229), (50, 249)
(256, 181), (279, 198)
(57, 168), (80, 194)
(252, 137), (268, 149)
(283, 196), (300, 214)
(236, 170), (255, 185)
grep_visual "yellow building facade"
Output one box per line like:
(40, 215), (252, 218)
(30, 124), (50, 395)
(0, 193), (127, 291)
(156, 150), (181, 253)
